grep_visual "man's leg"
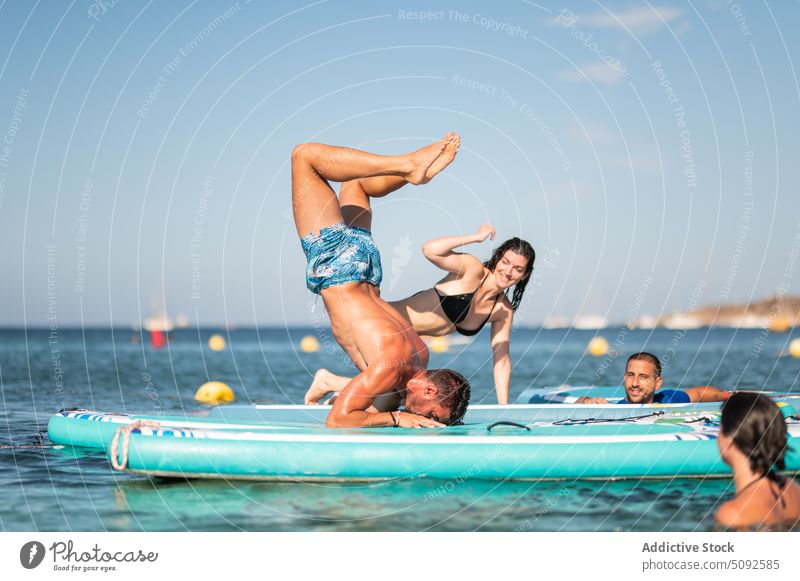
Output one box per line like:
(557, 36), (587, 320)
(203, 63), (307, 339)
(291, 135), (455, 237)
(305, 367), (400, 411)
(339, 134), (461, 231)
(305, 368), (351, 404)
(339, 177), (407, 230)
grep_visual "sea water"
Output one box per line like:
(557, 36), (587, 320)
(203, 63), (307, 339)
(1, 327), (798, 531)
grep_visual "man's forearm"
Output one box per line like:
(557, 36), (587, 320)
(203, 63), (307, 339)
(326, 409), (395, 428)
(685, 385), (727, 402)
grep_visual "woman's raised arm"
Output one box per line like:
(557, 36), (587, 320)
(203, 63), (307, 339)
(421, 224), (495, 274)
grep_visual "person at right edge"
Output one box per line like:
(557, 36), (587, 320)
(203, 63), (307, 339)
(715, 392), (800, 530)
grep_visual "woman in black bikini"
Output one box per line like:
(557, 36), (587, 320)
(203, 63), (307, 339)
(303, 138), (533, 404)
(715, 392), (800, 530)
(306, 219), (535, 405)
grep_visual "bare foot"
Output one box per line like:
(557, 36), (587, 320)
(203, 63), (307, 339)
(305, 368), (334, 404)
(405, 133), (453, 185)
(421, 132), (460, 184)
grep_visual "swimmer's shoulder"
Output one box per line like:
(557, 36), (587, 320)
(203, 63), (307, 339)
(715, 498), (746, 529)
(716, 493), (775, 530)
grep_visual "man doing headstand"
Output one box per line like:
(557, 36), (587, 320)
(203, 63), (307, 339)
(291, 132), (470, 428)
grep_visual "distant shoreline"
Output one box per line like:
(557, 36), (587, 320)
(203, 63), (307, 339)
(5, 296), (800, 332)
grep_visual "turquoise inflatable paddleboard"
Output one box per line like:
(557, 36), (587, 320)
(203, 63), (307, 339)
(48, 401), (750, 451)
(47, 408), (318, 451)
(106, 415), (800, 482)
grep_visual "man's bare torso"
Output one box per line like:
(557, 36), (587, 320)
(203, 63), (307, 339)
(321, 282), (429, 376)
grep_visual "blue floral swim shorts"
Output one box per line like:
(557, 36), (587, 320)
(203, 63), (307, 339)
(300, 223), (383, 294)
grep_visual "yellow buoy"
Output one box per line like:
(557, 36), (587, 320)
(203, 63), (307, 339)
(300, 335), (319, 353)
(429, 336), (449, 354)
(194, 381), (235, 404)
(208, 334), (226, 351)
(768, 317), (790, 333)
(587, 336), (609, 357)
(789, 338), (800, 358)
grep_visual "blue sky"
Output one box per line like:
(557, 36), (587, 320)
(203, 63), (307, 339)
(1, 0), (798, 327)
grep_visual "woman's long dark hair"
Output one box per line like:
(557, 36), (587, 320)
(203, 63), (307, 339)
(721, 392), (790, 480)
(483, 238), (535, 311)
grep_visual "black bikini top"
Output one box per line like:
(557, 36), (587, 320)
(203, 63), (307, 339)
(434, 273), (500, 337)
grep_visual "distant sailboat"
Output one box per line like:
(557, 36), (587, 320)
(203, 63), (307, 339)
(543, 316), (571, 329)
(572, 315), (608, 330)
(142, 289), (174, 349)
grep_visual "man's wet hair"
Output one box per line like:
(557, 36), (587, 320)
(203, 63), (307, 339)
(428, 368), (471, 425)
(627, 352), (662, 377)
(721, 392), (790, 479)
